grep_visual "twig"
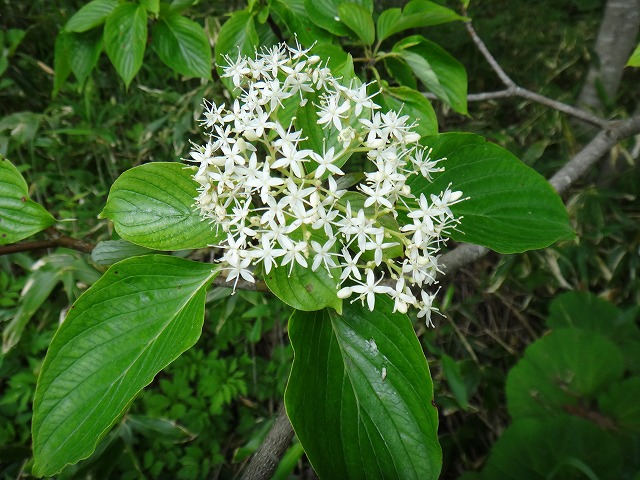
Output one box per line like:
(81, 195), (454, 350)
(240, 404), (295, 480)
(424, 19), (609, 129)
(0, 227), (95, 256)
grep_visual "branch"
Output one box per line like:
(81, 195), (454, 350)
(0, 227), (95, 256)
(240, 404), (295, 480)
(424, 19), (609, 129)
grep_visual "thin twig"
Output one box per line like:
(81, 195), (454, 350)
(423, 19), (609, 129)
(0, 227), (95, 256)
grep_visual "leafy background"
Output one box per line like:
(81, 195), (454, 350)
(1, 0), (639, 478)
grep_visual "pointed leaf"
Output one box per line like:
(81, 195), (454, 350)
(91, 239), (157, 266)
(626, 42), (640, 67)
(32, 255), (217, 476)
(151, 14), (212, 79)
(64, 0), (118, 33)
(376, 8), (402, 43)
(304, 0), (373, 37)
(382, 86), (438, 137)
(53, 34), (72, 96)
(408, 133), (575, 253)
(394, 36), (467, 114)
(270, 0), (332, 46)
(104, 3), (147, 87)
(285, 295), (441, 479)
(0, 157), (55, 245)
(379, 0), (465, 42)
(66, 29), (103, 85)
(99, 162), (221, 250)
(338, 3), (375, 45)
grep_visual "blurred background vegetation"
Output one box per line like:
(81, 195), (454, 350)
(1, 0), (639, 478)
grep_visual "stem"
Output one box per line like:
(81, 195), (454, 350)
(0, 227), (95, 256)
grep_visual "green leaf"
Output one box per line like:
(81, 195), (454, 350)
(440, 354), (469, 410)
(151, 13), (212, 79)
(265, 229), (342, 312)
(99, 162), (221, 250)
(394, 36), (468, 114)
(285, 295), (441, 480)
(91, 239), (157, 266)
(53, 34), (72, 96)
(139, 0), (160, 14)
(304, 0), (373, 37)
(125, 414), (196, 443)
(384, 55), (418, 90)
(65, 30), (103, 85)
(474, 417), (622, 480)
(408, 133), (575, 253)
(506, 329), (624, 420)
(382, 86), (438, 137)
(599, 377), (640, 432)
(31, 255), (217, 476)
(64, 0), (118, 33)
(337, 3), (375, 45)
(627, 42), (640, 67)
(270, 0), (332, 46)
(377, 0), (465, 43)
(214, 10), (259, 92)
(104, 3), (148, 87)
(3, 269), (60, 353)
(0, 157), (55, 245)
(169, 0), (196, 13)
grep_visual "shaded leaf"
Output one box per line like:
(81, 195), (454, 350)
(381, 86), (437, 137)
(64, 0), (118, 33)
(104, 3), (147, 87)
(304, 0), (373, 37)
(214, 10), (259, 92)
(338, 3), (375, 45)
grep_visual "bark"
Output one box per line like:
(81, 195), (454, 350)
(578, 0), (640, 112)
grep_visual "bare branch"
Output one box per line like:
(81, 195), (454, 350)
(424, 19), (610, 129)
(0, 227), (95, 256)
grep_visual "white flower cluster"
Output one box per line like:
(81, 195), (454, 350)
(189, 42), (464, 325)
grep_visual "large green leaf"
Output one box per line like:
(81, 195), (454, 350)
(337, 3), (375, 45)
(471, 417), (623, 480)
(377, 0), (465, 42)
(304, 0), (373, 37)
(285, 295), (441, 479)
(64, 0), (118, 33)
(599, 377), (640, 432)
(99, 162), (220, 250)
(104, 3), (147, 87)
(0, 157), (55, 245)
(393, 36), (467, 114)
(506, 329), (624, 420)
(381, 86), (438, 137)
(151, 13), (212, 79)
(408, 133), (574, 253)
(31, 255), (217, 477)
(270, 0), (332, 46)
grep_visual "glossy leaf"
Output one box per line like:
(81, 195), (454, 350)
(214, 10), (259, 92)
(304, 0), (373, 37)
(286, 295), (441, 479)
(32, 256), (217, 476)
(394, 36), (468, 114)
(408, 133), (575, 253)
(104, 3), (147, 87)
(265, 229), (342, 313)
(377, 0), (465, 42)
(64, 0), (118, 32)
(506, 329), (624, 420)
(382, 86), (438, 137)
(0, 157), (55, 245)
(337, 3), (375, 45)
(99, 162), (220, 250)
(151, 14), (212, 79)
(139, 0), (159, 14)
(65, 30), (103, 85)
(270, 0), (332, 46)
